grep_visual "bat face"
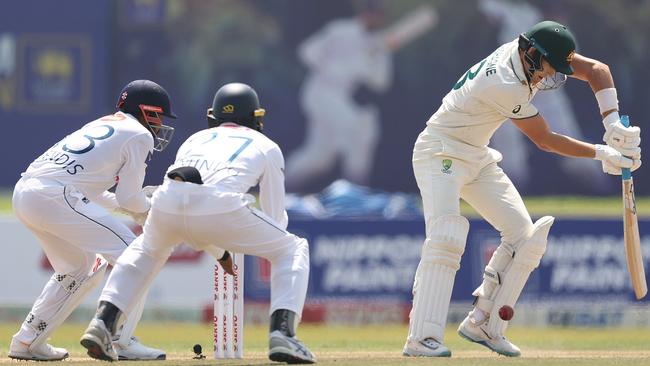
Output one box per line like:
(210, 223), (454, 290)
(623, 178), (646, 300)
(624, 179), (637, 215)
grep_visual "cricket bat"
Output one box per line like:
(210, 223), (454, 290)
(381, 5), (438, 51)
(620, 115), (647, 300)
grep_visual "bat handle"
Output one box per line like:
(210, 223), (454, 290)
(620, 115), (632, 181)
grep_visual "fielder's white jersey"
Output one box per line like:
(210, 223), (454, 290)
(165, 123), (288, 229)
(425, 40), (538, 150)
(298, 18), (392, 95)
(23, 112), (153, 213)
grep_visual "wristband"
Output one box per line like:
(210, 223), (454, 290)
(595, 88), (618, 116)
(602, 111), (620, 128)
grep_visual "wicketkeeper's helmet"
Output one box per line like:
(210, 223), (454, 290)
(116, 79), (176, 151)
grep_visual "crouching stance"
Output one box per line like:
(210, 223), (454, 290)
(80, 83), (316, 364)
(9, 80), (175, 361)
(404, 20), (641, 357)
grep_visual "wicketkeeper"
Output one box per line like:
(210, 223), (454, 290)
(9, 80), (175, 361)
(404, 20), (641, 357)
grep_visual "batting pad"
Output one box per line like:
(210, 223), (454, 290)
(408, 215), (469, 342)
(472, 241), (520, 315)
(487, 216), (554, 336)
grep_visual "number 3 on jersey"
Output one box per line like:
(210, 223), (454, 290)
(62, 125), (115, 154)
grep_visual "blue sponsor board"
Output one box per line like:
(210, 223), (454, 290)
(1, 0), (110, 187)
(17, 34), (91, 112)
(244, 218), (650, 304)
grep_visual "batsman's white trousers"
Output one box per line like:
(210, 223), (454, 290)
(100, 179), (310, 318)
(412, 132), (534, 244)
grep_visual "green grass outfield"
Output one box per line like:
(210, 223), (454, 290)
(1, 323), (649, 365)
(1, 192), (649, 218)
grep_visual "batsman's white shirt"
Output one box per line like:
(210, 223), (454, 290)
(422, 39), (538, 162)
(413, 39), (536, 251)
(101, 123), (310, 317)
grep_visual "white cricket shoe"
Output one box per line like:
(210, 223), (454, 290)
(268, 330), (316, 364)
(403, 337), (451, 357)
(80, 318), (117, 361)
(457, 314), (521, 357)
(114, 336), (166, 360)
(8, 337), (69, 361)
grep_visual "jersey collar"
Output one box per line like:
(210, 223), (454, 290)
(508, 40), (528, 86)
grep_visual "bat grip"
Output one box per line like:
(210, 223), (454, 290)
(620, 115), (632, 181)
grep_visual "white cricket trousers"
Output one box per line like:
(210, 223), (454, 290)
(12, 177), (134, 273)
(412, 139), (533, 243)
(100, 180), (310, 318)
(11, 177), (143, 344)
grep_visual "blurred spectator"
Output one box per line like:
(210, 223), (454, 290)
(285, 0), (393, 191)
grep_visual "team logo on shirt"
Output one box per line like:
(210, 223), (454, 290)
(441, 159), (453, 174)
(512, 105), (521, 114)
(222, 104), (235, 113)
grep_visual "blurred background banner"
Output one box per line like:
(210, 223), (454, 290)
(3, 215), (649, 326)
(1, 1), (111, 190)
(2, 0), (649, 195)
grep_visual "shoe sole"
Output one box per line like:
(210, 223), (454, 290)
(269, 346), (315, 364)
(269, 351), (315, 364)
(8, 353), (69, 362)
(80, 338), (115, 362)
(118, 354), (166, 361)
(402, 350), (451, 357)
(457, 329), (520, 357)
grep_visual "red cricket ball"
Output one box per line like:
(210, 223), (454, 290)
(498, 305), (514, 321)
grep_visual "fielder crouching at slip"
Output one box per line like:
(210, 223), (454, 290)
(80, 83), (316, 364)
(404, 21), (641, 358)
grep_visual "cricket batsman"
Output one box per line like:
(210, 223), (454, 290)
(403, 21), (641, 357)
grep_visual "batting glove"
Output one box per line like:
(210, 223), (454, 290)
(594, 144), (641, 175)
(142, 185), (159, 198)
(603, 113), (641, 157)
(601, 159), (642, 175)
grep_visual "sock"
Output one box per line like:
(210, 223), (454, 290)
(95, 301), (122, 335)
(469, 307), (487, 324)
(270, 309), (296, 337)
